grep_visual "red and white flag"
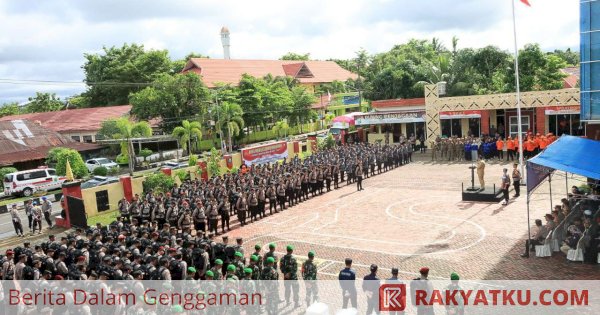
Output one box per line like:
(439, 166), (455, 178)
(520, 0), (531, 6)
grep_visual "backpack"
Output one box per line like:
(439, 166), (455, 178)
(67, 266), (81, 280)
(224, 246), (236, 261)
(213, 244), (226, 262)
(169, 260), (183, 280)
(42, 257), (57, 275)
(192, 248), (206, 271)
(22, 265), (35, 280)
(149, 266), (165, 280)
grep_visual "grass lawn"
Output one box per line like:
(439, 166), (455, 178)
(0, 189), (62, 207)
(87, 210), (119, 226)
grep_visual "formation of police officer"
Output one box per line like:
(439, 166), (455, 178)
(115, 142), (410, 236)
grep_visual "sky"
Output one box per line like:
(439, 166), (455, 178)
(0, 0), (579, 105)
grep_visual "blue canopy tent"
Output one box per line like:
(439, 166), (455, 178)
(523, 135), (600, 256)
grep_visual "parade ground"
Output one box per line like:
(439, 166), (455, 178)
(227, 155), (599, 280)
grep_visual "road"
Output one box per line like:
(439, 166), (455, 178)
(0, 201), (62, 239)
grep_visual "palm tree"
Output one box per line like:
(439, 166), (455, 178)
(214, 102), (244, 153)
(172, 120), (203, 157)
(324, 113), (335, 128)
(272, 120), (290, 140)
(114, 118), (152, 174)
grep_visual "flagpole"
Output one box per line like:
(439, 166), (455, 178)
(511, 0), (526, 182)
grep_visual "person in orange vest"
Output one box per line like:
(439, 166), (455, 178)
(539, 135), (548, 151)
(506, 136), (515, 161)
(496, 137), (504, 160)
(525, 136), (536, 159)
(534, 133), (543, 155)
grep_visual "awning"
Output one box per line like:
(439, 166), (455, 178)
(439, 110), (481, 119)
(526, 135), (600, 192)
(544, 106), (580, 115)
(355, 111), (425, 125)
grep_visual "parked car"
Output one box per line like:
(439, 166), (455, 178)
(80, 176), (119, 189)
(85, 158), (119, 172)
(3, 167), (66, 197)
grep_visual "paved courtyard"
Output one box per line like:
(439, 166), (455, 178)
(225, 154), (600, 280)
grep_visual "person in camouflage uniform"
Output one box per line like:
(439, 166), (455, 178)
(252, 244), (263, 269)
(302, 250), (319, 307)
(260, 257), (279, 315)
(247, 255), (261, 281)
(241, 268), (259, 315)
(233, 251), (246, 279)
(225, 264), (239, 280)
(263, 243), (278, 272)
(210, 259), (224, 280)
(280, 245), (300, 307)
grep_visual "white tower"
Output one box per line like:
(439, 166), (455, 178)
(220, 26), (231, 59)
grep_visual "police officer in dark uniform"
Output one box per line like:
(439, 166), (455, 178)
(338, 258), (357, 309)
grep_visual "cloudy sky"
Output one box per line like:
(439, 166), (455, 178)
(0, 0), (579, 104)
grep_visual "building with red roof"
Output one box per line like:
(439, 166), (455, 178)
(0, 105), (132, 143)
(182, 58), (357, 92)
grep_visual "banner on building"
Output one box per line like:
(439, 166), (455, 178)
(439, 110), (482, 119)
(241, 141), (288, 166)
(544, 106), (580, 115)
(355, 111), (426, 125)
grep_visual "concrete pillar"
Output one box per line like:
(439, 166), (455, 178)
(480, 111), (490, 136)
(535, 107), (546, 135)
(59, 181), (83, 229)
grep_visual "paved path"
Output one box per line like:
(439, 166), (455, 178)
(223, 155), (599, 280)
(0, 202), (61, 239)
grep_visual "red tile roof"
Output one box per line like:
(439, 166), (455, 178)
(183, 58), (357, 87)
(371, 98), (426, 109)
(0, 119), (100, 166)
(561, 67), (579, 89)
(0, 105), (132, 133)
(311, 94), (332, 109)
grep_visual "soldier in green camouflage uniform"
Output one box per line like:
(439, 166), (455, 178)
(263, 243), (278, 271)
(280, 245), (300, 307)
(226, 264), (239, 280)
(247, 255), (261, 281)
(233, 251), (246, 279)
(252, 244), (263, 269)
(241, 268), (258, 315)
(302, 250), (318, 307)
(260, 257), (279, 315)
(210, 259), (224, 280)
(202, 271), (219, 315)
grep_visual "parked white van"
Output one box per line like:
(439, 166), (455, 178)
(3, 168), (66, 197)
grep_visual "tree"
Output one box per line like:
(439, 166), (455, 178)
(99, 118), (152, 174)
(288, 86), (317, 131)
(143, 173), (175, 194)
(172, 120), (203, 156)
(324, 113), (335, 127)
(26, 92), (63, 113)
(49, 148), (88, 179)
(0, 102), (21, 118)
(212, 102), (244, 153)
(272, 120), (289, 139)
(82, 43), (172, 106)
(280, 52), (311, 61)
(549, 48), (579, 66)
(502, 44), (566, 93)
(130, 72), (211, 131)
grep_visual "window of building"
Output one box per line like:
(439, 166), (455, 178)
(441, 119), (462, 138)
(509, 116), (529, 138)
(71, 135), (81, 142)
(468, 118), (480, 137)
(83, 135), (93, 143)
(548, 114), (584, 136)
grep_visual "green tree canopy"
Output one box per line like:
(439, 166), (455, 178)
(280, 52), (311, 61)
(26, 92), (63, 113)
(48, 147), (88, 179)
(172, 120), (203, 154)
(212, 101), (244, 152)
(130, 72), (211, 131)
(82, 43), (172, 106)
(0, 102), (22, 118)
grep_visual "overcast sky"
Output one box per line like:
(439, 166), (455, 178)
(0, 0), (579, 104)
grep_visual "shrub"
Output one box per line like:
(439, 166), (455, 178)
(143, 173), (175, 194)
(0, 167), (18, 179)
(188, 154), (198, 167)
(107, 166), (120, 176)
(53, 148), (88, 179)
(317, 134), (336, 150)
(139, 148), (153, 162)
(207, 148), (222, 177)
(93, 166), (108, 176)
(175, 170), (189, 182)
(229, 166), (239, 174)
(116, 154), (129, 165)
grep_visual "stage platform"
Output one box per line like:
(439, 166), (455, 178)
(462, 185), (504, 202)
